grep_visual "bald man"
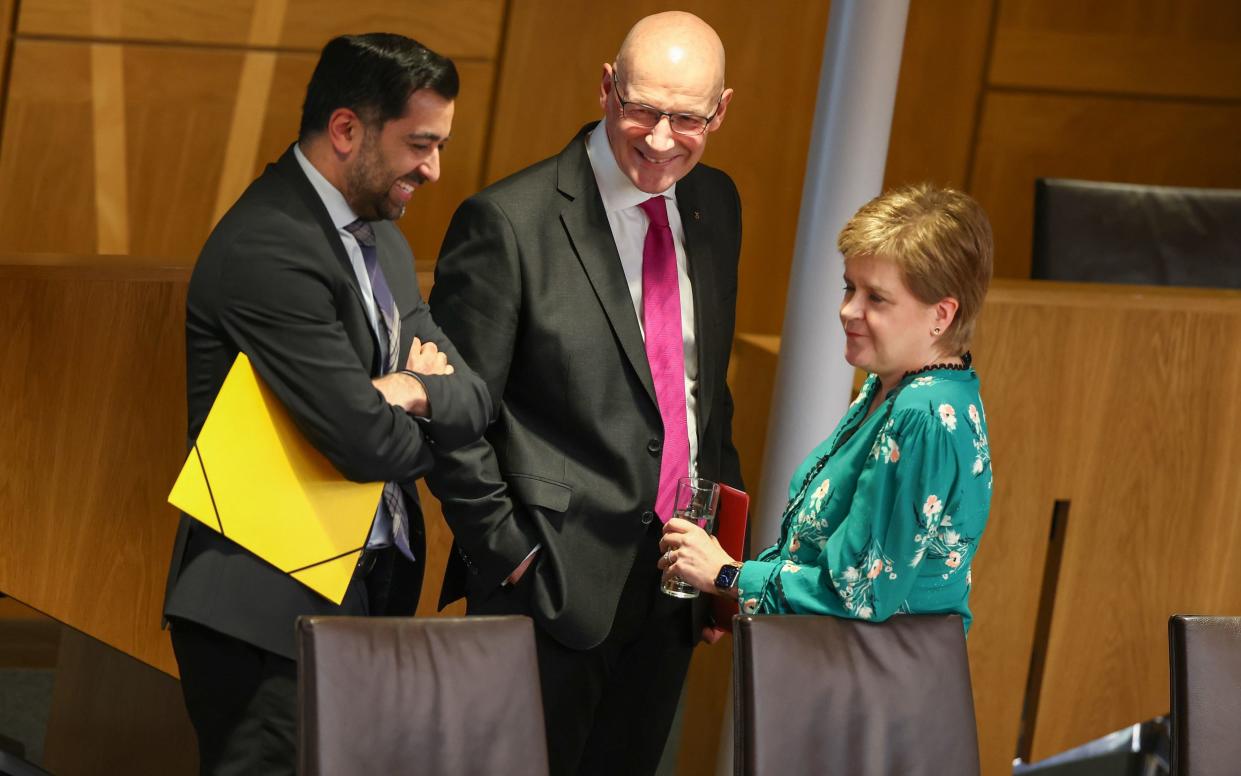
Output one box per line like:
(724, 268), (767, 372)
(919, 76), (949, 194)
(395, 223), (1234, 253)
(426, 13), (743, 775)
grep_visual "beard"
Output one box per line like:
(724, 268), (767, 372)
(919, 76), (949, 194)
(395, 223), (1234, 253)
(345, 133), (415, 222)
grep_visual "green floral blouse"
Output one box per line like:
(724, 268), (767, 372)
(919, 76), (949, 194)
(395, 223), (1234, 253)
(736, 366), (992, 631)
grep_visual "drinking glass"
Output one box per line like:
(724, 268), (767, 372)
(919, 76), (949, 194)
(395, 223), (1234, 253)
(661, 477), (720, 599)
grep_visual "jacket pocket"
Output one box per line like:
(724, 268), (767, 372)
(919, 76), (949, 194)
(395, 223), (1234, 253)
(507, 473), (573, 513)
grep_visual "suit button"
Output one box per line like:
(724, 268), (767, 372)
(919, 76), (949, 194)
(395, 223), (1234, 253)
(647, 438), (662, 456)
(641, 511), (656, 525)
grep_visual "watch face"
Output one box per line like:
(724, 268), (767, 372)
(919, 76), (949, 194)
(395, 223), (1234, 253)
(715, 564), (741, 590)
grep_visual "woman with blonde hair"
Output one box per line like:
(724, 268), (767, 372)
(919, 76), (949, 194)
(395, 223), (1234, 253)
(660, 183), (994, 630)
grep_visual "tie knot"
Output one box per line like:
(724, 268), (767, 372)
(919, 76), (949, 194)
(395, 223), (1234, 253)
(345, 219), (376, 248)
(639, 196), (670, 228)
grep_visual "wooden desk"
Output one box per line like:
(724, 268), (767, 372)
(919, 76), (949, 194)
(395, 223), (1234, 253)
(0, 256), (189, 674)
(973, 280), (1241, 765)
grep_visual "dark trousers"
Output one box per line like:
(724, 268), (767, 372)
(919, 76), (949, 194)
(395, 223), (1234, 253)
(170, 618), (298, 776)
(170, 547), (400, 776)
(469, 523), (695, 776)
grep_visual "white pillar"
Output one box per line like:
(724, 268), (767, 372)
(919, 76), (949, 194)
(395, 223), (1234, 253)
(752, 0), (911, 549)
(717, 2), (910, 773)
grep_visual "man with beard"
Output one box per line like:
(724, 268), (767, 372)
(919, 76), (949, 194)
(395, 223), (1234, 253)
(162, 33), (491, 774)
(427, 12), (743, 775)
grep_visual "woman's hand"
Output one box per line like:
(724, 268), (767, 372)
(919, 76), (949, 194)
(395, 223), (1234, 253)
(658, 517), (738, 596)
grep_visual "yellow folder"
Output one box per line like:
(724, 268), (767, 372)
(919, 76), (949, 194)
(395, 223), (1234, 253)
(168, 353), (383, 604)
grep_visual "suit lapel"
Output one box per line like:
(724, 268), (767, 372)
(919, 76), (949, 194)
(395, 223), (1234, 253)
(677, 171), (719, 440)
(274, 147), (384, 369)
(557, 129), (657, 406)
(275, 149), (369, 313)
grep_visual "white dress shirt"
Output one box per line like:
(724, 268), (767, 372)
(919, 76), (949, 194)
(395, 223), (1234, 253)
(585, 122), (701, 476)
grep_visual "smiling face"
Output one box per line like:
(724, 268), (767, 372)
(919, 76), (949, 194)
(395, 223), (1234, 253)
(344, 88), (454, 221)
(597, 13), (732, 194)
(840, 253), (955, 388)
(599, 62), (729, 194)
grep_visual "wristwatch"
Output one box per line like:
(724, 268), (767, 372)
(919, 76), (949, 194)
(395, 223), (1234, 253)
(714, 562), (743, 592)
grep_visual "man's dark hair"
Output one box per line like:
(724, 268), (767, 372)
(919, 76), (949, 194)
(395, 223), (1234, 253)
(299, 33), (459, 140)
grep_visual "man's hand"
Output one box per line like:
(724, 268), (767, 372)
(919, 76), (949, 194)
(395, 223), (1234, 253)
(372, 372), (431, 417)
(406, 337), (454, 375)
(372, 338), (459, 416)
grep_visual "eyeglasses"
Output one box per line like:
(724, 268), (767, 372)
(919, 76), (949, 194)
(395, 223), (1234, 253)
(611, 73), (721, 136)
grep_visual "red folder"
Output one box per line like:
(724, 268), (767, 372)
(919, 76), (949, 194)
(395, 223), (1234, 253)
(711, 483), (749, 633)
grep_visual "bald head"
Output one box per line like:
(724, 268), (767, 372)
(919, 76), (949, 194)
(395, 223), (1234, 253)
(616, 11), (726, 98)
(598, 11), (733, 194)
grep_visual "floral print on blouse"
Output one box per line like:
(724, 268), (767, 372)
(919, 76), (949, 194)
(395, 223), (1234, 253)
(735, 367), (992, 632)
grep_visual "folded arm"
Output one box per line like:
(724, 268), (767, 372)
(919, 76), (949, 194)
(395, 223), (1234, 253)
(218, 231), (434, 483)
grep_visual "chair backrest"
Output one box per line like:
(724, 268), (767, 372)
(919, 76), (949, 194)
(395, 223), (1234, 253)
(1031, 178), (1241, 288)
(297, 615), (548, 776)
(733, 614), (980, 776)
(1169, 615), (1241, 776)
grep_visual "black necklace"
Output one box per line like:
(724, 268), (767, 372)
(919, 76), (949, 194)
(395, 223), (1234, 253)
(902, 351), (972, 380)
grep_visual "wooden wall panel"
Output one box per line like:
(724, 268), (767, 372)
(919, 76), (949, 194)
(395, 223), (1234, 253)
(17, 0), (504, 57)
(486, 0), (831, 336)
(0, 41), (238, 256)
(970, 92), (1241, 279)
(883, 0), (996, 191)
(414, 480), (465, 618)
(881, 0), (1241, 283)
(0, 42), (98, 254)
(991, 0), (1241, 100)
(0, 42), (494, 264)
(0, 0), (13, 114)
(0, 259), (189, 675)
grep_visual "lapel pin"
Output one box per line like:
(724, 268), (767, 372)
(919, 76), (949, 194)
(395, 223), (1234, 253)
(693, 210), (701, 221)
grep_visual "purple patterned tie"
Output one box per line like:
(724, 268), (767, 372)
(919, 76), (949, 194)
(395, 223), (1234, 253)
(638, 196), (690, 523)
(345, 219), (414, 562)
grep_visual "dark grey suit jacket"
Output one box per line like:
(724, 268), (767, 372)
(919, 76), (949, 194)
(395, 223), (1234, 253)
(427, 125), (744, 650)
(163, 147), (492, 660)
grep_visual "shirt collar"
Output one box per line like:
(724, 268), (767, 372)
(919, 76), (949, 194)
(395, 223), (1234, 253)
(585, 120), (678, 213)
(293, 142), (361, 231)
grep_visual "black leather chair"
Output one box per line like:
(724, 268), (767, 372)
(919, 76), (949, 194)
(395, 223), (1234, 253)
(1169, 615), (1241, 775)
(297, 615), (548, 776)
(733, 614), (980, 776)
(1031, 178), (1241, 288)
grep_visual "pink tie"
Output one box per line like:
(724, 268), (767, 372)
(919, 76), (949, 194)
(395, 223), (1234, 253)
(639, 196), (690, 523)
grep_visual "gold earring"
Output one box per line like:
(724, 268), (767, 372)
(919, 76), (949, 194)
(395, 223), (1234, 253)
(932, 327), (942, 336)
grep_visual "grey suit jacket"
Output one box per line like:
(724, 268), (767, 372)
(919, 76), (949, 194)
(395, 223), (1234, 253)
(163, 146), (492, 659)
(427, 125), (744, 650)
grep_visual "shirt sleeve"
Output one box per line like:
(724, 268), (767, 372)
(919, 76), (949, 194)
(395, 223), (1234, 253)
(736, 408), (961, 621)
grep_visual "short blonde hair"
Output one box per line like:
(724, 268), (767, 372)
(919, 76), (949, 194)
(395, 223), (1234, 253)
(837, 183), (993, 354)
